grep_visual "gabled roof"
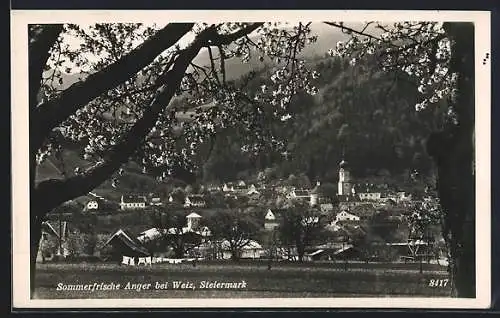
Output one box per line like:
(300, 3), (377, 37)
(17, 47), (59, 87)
(265, 209), (276, 220)
(103, 229), (150, 255)
(186, 212), (202, 218)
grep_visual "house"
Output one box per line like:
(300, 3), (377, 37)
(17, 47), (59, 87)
(120, 195), (147, 210)
(320, 203), (334, 213)
(309, 181), (321, 206)
(247, 184), (260, 196)
(102, 229), (150, 261)
(326, 220), (342, 232)
(350, 203), (376, 220)
(136, 228), (168, 244)
(353, 183), (385, 201)
(206, 184), (221, 192)
(85, 200), (99, 211)
(184, 195), (206, 208)
(149, 197), (163, 207)
(287, 188), (315, 206)
(220, 240), (263, 259)
(237, 180), (246, 187)
(186, 212), (202, 230)
(264, 209), (279, 231)
(222, 183), (235, 192)
(302, 215), (320, 225)
(335, 210), (361, 222)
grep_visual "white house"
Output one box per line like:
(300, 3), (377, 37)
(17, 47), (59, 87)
(150, 197), (163, 206)
(335, 210), (360, 222)
(85, 200), (99, 211)
(247, 184), (260, 196)
(220, 239), (263, 259)
(120, 195), (147, 210)
(222, 183), (235, 192)
(320, 203), (334, 213)
(136, 227), (168, 243)
(237, 180), (246, 187)
(186, 212), (202, 230)
(302, 215), (320, 226)
(184, 195), (207, 208)
(287, 188), (318, 206)
(264, 209), (279, 231)
(358, 192), (382, 201)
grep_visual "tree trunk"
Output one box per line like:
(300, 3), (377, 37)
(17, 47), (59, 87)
(428, 22), (475, 298)
(297, 242), (305, 262)
(231, 249), (240, 261)
(30, 215), (42, 298)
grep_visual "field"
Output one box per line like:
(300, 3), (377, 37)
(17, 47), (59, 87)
(34, 261), (452, 299)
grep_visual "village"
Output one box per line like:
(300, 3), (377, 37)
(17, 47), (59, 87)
(37, 157), (445, 267)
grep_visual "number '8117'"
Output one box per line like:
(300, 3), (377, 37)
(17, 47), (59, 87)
(428, 279), (449, 287)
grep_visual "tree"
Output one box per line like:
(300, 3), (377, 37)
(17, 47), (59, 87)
(204, 209), (260, 261)
(324, 21), (476, 297)
(278, 199), (326, 262)
(29, 22), (319, 294)
(169, 187), (186, 204)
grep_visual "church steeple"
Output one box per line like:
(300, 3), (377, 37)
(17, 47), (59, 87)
(338, 150), (352, 196)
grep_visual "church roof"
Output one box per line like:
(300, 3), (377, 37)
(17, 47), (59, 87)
(339, 159), (349, 168)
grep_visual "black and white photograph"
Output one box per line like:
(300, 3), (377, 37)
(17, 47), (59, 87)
(11, 10), (491, 308)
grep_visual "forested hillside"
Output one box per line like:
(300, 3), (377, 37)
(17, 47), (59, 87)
(37, 53), (444, 193)
(197, 54), (445, 186)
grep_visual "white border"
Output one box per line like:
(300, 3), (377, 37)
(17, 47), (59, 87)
(11, 10), (491, 309)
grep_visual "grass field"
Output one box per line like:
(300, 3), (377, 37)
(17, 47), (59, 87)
(34, 261), (452, 299)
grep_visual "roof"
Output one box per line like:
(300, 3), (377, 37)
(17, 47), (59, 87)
(103, 229), (150, 255)
(353, 183), (387, 193)
(136, 228), (168, 242)
(337, 211), (359, 219)
(121, 195), (147, 203)
(308, 249), (325, 256)
(220, 239), (262, 250)
(41, 221), (60, 238)
(186, 195), (206, 204)
(294, 190), (310, 197)
(350, 204), (376, 217)
(265, 210), (276, 220)
(339, 159), (349, 168)
(186, 212), (202, 218)
(337, 194), (361, 202)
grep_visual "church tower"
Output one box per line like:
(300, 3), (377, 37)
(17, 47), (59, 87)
(338, 158), (352, 196)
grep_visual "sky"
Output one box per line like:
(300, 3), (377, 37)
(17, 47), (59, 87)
(49, 22), (362, 73)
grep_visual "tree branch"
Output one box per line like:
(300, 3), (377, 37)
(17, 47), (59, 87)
(33, 28), (208, 216)
(208, 23), (264, 46)
(33, 23), (195, 151)
(29, 24), (64, 108)
(323, 22), (384, 43)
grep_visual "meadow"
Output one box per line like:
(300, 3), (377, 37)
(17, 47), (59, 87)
(34, 261), (452, 299)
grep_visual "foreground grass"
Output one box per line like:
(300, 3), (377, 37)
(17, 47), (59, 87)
(35, 261), (452, 299)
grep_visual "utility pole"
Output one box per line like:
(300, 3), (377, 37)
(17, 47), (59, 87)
(58, 206), (62, 261)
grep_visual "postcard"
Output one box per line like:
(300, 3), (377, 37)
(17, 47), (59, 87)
(11, 9), (491, 309)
